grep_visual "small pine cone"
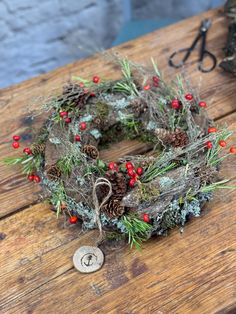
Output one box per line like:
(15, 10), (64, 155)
(46, 164), (61, 181)
(31, 143), (46, 155)
(106, 170), (127, 197)
(82, 144), (99, 159)
(101, 197), (125, 218)
(168, 129), (189, 148)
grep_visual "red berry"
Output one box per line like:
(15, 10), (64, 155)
(13, 135), (21, 141)
(69, 216), (78, 224)
(79, 122), (87, 131)
(152, 76), (159, 83)
(143, 213), (150, 223)
(83, 88), (89, 94)
(136, 167), (143, 176)
(144, 84), (151, 91)
(27, 174), (34, 181)
(199, 101), (207, 108)
(64, 117), (71, 123)
(79, 82), (84, 88)
(219, 140), (227, 147)
(108, 162), (119, 171)
(126, 161), (134, 170)
(59, 111), (68, 118)
(185, 93), (193, 101)
(90, 92), (96, 97)
(229, 147), (236, 154)
(33, 175), (41, 183)
(23, 147), (32, 155)
(208, 127), (217, 133)
(127, 168), (135, 177)
(171, 99), (181, 109)
(74, 135), (81, 142)
(129, 178), (136, 188)
(93, 76), (100, 84)
(12, 141), (20, 149)
(206, 141), (213, 149)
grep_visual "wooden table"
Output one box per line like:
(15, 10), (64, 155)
(0, 8), (236, 314)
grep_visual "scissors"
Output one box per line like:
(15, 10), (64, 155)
(169, 19), (217, 73)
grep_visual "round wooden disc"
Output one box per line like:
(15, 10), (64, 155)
(73, 246), (104, 273)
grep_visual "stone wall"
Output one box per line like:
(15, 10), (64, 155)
(0, 0), (224, 88)
(0, 0), (124, 88)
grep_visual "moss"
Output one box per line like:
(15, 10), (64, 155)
(139, 183), (160, 202)
(95, 102), (110, 119)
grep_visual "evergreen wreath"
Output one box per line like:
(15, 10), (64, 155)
(5, 56), (236, 249)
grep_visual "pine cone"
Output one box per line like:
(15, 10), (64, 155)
(82, 144), (99, 159)
(168, 129), (189, 148)
(31, 143), (46, 155)
(46, 164), (61, 181)
(106, 170), (127, 197)
(57, 83), (88, 109)
(101, 197), (125, 218)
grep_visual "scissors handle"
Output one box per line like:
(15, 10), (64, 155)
(198, 50), (217, 73)
(169, 48), (192, 68)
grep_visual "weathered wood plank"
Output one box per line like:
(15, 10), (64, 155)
(0, 8), (235, 217)
(0, 111), (236, 313)
(0, 179), (235, 313)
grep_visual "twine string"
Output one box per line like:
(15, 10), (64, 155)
(92, 177), (112, 243)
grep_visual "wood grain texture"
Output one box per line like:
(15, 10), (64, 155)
(0, 7), (236, 314)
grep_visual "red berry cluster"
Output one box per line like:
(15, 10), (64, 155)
(143, 76), (159, 91)
(170, 94), (207, 110)
(27, 174), (41, 183)
(12, 135), (21, 149)
(108, 161), (119, 171)
(125, 161), (143, 188)
(59, 111), (71, 124)
(206, 127), (236, 153)
(171, 99), (181, 110)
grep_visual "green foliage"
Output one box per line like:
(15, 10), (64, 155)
(122, 214), (152, 249)
(206, 128), (234, 166)
(57, 154), (81, 176)
(4, 154), (43, 175)
(200, 179), (235, 193)
(50, 182), (67, 217)
(142, 162), (177, 183)
(114, 59), (139, 96)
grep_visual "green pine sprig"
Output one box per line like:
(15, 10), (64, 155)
(200, 179), (235, 193)
(122, 215), (152, 250)
(3, 154), (43, 175)
(141, 162), (177, 183)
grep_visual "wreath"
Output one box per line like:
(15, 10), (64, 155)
(5, 57), (236, 249)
